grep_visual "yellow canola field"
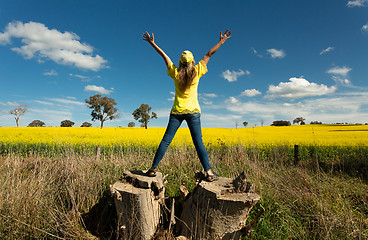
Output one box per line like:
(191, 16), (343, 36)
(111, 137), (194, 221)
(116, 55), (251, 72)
(0, 124), (367, 147)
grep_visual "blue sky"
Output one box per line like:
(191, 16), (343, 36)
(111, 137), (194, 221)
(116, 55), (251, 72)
(1, 0), (368, 127)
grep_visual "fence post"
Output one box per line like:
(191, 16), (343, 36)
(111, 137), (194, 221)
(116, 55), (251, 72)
(294, 145), (299, 166)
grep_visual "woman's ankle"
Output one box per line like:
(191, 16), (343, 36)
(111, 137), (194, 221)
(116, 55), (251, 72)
(205, 169), (214, 176)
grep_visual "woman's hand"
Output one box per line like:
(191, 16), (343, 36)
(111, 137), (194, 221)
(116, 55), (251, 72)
(219, 30), (231, 43)
(143, 32), (155, 44)
(142, 31), (172, 67)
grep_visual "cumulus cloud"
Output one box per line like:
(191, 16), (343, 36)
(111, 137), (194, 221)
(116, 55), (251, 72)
(347, 0), (368, 7)
(0, 21), (107, 71)
(224, 91), (368, 125)
(84, 85), (113, 95)
(240, 89), (262, 97)
(327, 66), (352, 76)
(266, 77), (336, 100)
(267, 49), (286, 59)
(227, 97), (240, 104)
(320, 46), (335, 55)
(222, 69), (246, 82)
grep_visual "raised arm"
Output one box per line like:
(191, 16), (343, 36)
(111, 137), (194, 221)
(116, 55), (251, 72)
(143, 32), (172, 67)
(202, 30), (232, 65)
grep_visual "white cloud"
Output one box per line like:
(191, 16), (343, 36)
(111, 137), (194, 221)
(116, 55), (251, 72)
(331, 76), (351, 86)
(202, 113), (242, 127)
(267, 49), (286, 59)
(222, 69), (245, 82)
(251, 47), (263, 58)
(0, 101), (21, 106)
(362, 23), (368, 31)
(347, 0), (368, 7)
(84, 85), (113, 95)
(227, 97), (240, 104)
(202, 93), (218, 98)
(69, 73), (89, 81)
(0, 21), (107, 71)
(224, 91), (368, 125)
(34, 100), (54, 105)
(43, 70), (58, 76)
(168, 91), (175, 101)
(327, 66), (352, 76)
(266, 77), (336, 100)
(320, 46), (335, 55)
(47, 98), (85, 106)
(240, 89), (262, 97)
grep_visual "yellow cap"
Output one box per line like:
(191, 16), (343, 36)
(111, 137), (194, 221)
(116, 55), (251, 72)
(180, 50), (194, 64)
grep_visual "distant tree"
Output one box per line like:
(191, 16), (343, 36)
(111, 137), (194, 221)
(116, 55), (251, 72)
(310, 121), (323, 125)
(85, 94), (119, 129)
(235, 120), (239, 129)
(243, 121), (248, 127)
(28, 120), (45, 127)
(132, 104), (157, 129)
(9, 104), (28, 127)
(293, 117), (306, 125)
(128, 122), (135, 127)
(271, 120), (291, 126)
(81, 122), (92, 127)
(60, 120), (75, 127)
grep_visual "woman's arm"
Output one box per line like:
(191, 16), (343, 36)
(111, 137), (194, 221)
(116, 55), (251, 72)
(202, 30), (232, 65)
(143, 32), (172, 67)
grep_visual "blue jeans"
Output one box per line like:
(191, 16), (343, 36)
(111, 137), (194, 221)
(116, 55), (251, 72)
(152, 113), (211, 171)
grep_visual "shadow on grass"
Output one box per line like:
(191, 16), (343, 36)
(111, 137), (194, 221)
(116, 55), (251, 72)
(82, 190), (117, 239)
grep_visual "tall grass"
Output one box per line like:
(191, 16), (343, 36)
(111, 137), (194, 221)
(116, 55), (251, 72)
(0, 144), (367, 239)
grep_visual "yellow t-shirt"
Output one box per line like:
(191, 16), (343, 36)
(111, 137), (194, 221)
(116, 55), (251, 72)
(167, 60), (208, 114)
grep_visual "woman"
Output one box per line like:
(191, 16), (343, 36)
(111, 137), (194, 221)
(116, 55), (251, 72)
(143, 30), (231, 182)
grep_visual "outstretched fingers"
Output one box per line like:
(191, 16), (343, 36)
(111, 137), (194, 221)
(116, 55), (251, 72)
(220, 29), (232, 41)
(142, 31), (154, 42)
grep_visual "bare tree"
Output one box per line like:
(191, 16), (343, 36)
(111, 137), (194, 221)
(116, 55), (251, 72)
(9, 105), (28, 127)
(260, 120), (265, 127)
(85, 94), (119, 129)
(235, 120), (239, 129)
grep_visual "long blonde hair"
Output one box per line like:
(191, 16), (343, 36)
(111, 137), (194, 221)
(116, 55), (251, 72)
(177, 60), (196, 92)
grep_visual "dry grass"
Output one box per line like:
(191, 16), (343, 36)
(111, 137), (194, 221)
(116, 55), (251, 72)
(0, 145), (367, 239)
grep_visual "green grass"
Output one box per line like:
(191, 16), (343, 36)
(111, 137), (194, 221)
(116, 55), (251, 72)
(0, 144), (367, 239)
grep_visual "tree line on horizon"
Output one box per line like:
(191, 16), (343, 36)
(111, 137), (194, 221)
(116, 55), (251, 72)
(3, 95), (367, 128)
(3, 94), (158, 129)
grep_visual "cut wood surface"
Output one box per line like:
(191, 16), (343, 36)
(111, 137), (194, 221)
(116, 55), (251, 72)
(177, 172), (260, 240)
(111, 171), (260, 240)
(110, 170), (165, 240)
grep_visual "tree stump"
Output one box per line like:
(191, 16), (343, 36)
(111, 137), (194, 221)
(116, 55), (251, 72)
(177, 172), (261, 240)
(110, 170), (165, 240)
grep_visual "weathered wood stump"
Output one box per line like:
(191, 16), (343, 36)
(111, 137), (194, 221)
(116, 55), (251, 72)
(110, 170), (165, 240)
(177, 172), (261, 240)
